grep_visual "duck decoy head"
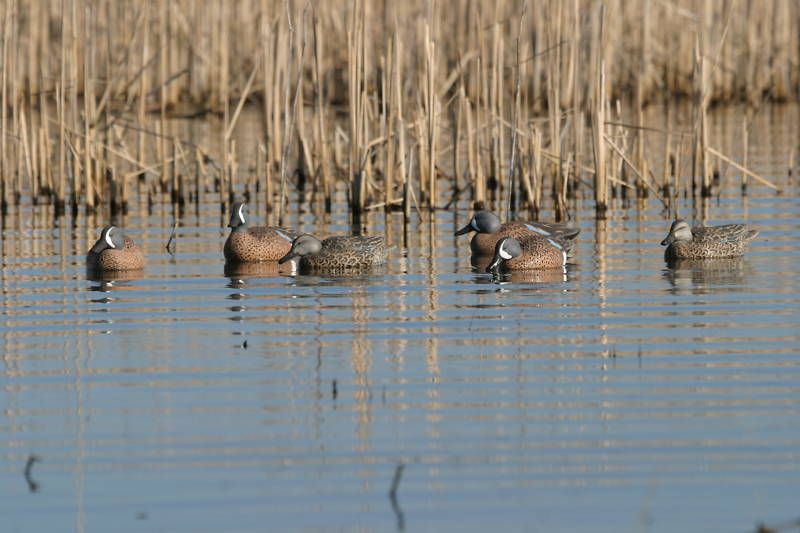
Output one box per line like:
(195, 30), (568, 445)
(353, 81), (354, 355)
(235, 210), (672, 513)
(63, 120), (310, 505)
(228, 202), (247, 229)
(661, 219), (692, 246)
(278, 234), (323, 264)
(455, 211), (502, 236)
(486, 237), (522, 273)
(90, 225), (126, 254)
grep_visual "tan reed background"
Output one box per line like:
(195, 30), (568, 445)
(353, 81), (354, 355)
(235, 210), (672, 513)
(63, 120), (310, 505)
(0, 0), (794, 222)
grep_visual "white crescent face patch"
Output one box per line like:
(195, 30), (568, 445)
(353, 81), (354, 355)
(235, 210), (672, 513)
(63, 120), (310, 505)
(105, 227), (116, 249)
(470, 217), (480, 231)
(498, 241), (513, 260)
(237, 203), (246, 224)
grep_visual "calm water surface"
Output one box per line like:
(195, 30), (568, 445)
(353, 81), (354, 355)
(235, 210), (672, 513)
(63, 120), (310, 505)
(2, 105), (800, 532)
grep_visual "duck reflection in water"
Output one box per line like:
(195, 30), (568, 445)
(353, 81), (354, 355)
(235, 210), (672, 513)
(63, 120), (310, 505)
(224, 259), (295, 280)
(86, 268), (144, 296)
(663, 257), (753, 293)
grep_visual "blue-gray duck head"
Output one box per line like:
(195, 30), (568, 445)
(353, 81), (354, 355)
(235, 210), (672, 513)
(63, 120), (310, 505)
(661, 219), (692, 246)
(486, 237), (522, 273)
(229, 202), (248, 229)
(456, 211), (502, 236)
(278, 234), (323, 264)
(90, 225), (126, 254)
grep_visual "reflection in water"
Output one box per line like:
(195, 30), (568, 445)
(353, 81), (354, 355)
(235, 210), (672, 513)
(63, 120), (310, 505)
(663, 257), (754, 293)
(86, 268), (144, 283)
(223, 260), (294, 279)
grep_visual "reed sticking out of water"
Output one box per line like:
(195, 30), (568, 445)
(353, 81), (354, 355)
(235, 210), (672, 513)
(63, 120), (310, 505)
(0, 0), (793, 221)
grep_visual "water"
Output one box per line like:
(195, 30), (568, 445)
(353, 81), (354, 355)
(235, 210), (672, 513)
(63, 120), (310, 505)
(2, 105), (800, 532)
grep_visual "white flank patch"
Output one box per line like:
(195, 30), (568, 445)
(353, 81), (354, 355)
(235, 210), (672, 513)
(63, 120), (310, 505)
(237, 203), (246, 224)
(525, 223), (549, 236)
(562, 251), (567, 264)
(547, 238), (563, 250)
(105, 227), (116, 249)
(499, 241), (513, 260)
(275, 229), (293, 242)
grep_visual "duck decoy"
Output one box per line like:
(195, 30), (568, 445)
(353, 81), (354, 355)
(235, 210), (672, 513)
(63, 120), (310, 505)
(456, 211), (580, 255)
(224, 201), (296, 262)
(278, 234), (388, 271)
(86, 225), (145, 271)
(486, 235), (572, 272)
(660, 219), (758, 260)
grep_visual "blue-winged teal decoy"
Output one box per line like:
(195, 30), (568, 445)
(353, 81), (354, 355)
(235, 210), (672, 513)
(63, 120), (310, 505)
(456, 211), (580, 255)
(86, 226), (145, 271)
(486, 235), (572, 272)
(278, 234), (388, 271)
(660, 219), (758, 260)
(224, 202), (296, 262)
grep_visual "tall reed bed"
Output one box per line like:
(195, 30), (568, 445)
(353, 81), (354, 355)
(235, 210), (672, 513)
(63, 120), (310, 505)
(0, 0), (793, 220)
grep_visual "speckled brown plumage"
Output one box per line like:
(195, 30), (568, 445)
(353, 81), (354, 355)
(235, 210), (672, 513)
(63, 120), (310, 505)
(224, 226), (296, 262)
(470, 221), (578, 255)
(280, 235), (389, 272)
(86, 235), (145, 271)
(499, 235), (568, 270)
(301, 236), (388, 270)
(662, 220), (758, 260)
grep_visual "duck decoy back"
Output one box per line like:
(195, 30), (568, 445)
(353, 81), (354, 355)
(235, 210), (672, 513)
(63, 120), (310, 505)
(86, 225), (145, 271)
(224, 201), (296, 262)
(456, 211), (580, 256)
(661, 219), (758, 259)
(279, 234), (388, 271)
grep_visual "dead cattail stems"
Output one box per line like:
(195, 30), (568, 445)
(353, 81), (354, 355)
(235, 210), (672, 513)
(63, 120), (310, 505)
(0, 1), (798, 216)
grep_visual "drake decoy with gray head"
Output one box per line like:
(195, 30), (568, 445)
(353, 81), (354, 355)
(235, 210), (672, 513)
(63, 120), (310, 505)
(86, 225), (145, 271)
(660, 219), (758, 260)
(278, 234), (388, 271)
(456, 211), (580, 255)
(224, 201), (296, 262)
(486, 235), (571, 272)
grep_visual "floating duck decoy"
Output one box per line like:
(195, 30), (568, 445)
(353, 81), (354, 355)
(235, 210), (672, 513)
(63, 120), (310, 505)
(86, 225), (145, 271)
(456, 211), (580, 255)
(224, 201), (296, 262)
(486, 235), (572, 272)
(660, 219), (758, 260)
(278, 234), (388, 271)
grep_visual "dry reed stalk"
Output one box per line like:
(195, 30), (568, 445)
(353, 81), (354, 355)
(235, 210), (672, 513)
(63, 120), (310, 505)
(218, 0), (229, 209)
(348, 0), (368, 216)
(506, 7), (525, 218)
(741, 115), (748, 193)
(0, 0), (10, 211)
(706, 146), (780, 193)
(278, 2), (310, 225)
(424, 22), (437, 210)
(312, 14), (331, 209)
(591, 6), (608, 219)
(547, 0), (565, 219)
